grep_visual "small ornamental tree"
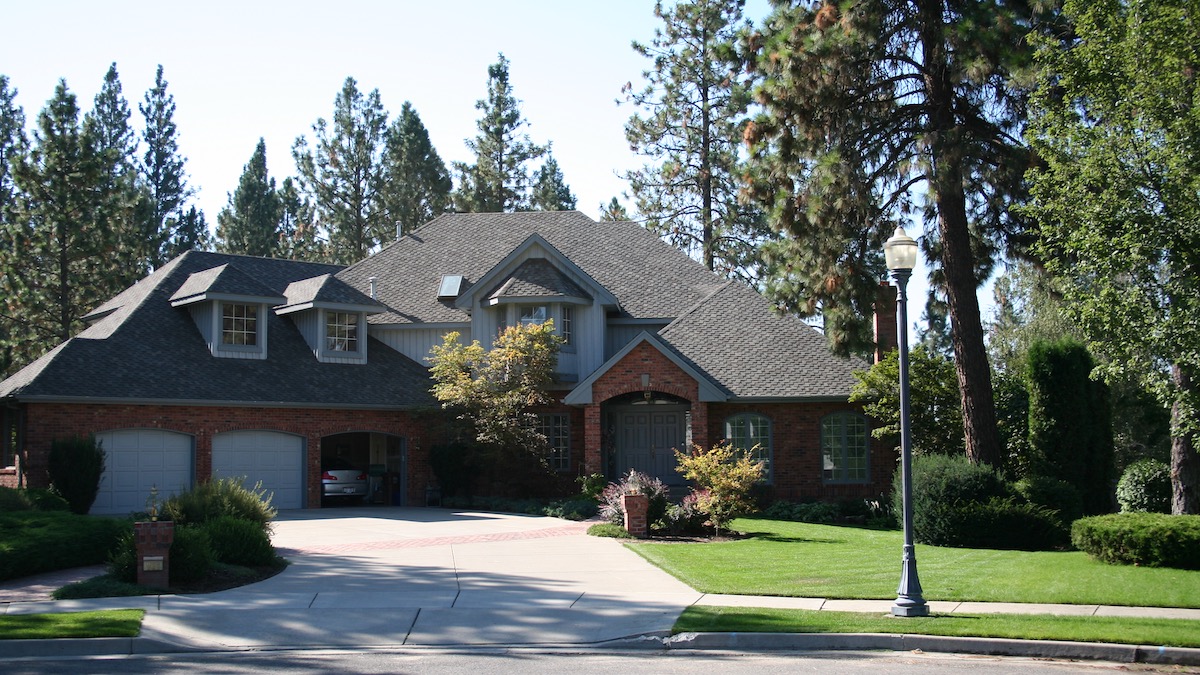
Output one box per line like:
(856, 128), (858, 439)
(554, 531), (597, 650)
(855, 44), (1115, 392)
(429, 321), (562, 461)
(47, 435), (106, 515)
(674, 441), (764, 536)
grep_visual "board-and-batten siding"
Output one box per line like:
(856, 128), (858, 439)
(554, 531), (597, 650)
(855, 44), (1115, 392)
(189, 302), (268, 360)
(605, 322), (669, 360)
(373, 325), (467, 366)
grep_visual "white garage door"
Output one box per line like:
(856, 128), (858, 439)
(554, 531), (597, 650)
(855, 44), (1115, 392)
(212, 431), (304, 510)
(92, 429), (193, 516)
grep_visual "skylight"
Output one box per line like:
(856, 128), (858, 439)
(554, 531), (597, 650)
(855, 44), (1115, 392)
(437, 274), (465, 300)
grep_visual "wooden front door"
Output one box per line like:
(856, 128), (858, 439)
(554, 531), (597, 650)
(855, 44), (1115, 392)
(613, 404), (687, 486)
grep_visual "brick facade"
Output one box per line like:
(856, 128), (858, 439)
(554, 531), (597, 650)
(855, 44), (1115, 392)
(10, 402), (436, 507)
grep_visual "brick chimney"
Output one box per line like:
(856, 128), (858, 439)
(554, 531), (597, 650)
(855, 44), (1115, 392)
(874, 280), (898, 364)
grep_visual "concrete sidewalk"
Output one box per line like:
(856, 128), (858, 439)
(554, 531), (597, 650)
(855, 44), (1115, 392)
(1, 507), (1198, 661)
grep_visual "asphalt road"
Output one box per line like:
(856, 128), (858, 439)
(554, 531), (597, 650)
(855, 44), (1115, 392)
(6, 649), (1195, 675)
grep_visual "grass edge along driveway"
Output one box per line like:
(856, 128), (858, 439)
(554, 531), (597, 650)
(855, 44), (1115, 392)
(0, 609), (144, 640)
(675, 606), (1200, 648)
(626, 518), (1200, 608)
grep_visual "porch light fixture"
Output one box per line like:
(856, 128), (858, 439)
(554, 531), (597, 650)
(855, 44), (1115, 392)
(641, 373), (652, 401)
(885, 225), (928, 617)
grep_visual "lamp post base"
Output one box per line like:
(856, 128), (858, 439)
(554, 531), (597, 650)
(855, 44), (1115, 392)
(891, 599), (930, 617)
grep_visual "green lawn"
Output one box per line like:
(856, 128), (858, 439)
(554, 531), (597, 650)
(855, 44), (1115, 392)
(628, 518), (1200, 608)
(0, 610), (144, 640)
(676, 606), (1200, 648)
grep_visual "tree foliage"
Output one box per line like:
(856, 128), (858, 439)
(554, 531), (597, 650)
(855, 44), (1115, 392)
(742, 1), (1053, 468)
(529, 152), (577, 211)
(624, 0), (769, 283)
(598, 196), (630, 222)
(428, 321), (561, 454)
(379, 101), (451, 235)
(139, 65), (197, 266)
(293, 77), (388, 263)
(216, 139), (281, 257)
(276, 177), (325, 261)
(1025, 338), (1115, 515)
(453, 54), (547, 213)
(1026, 0), (1200, 513)
(674, 441), (764, 536)
(850, 345), (963, 457)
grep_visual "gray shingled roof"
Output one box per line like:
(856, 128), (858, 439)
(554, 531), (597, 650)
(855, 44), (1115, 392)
(0, 251), (433, 408)
(338, 211), (725, 325)
(170, 263), (284, 305)
(657, 281), (864, 399)
(487, 258), (590, 301)
(279, 274), (383, 311)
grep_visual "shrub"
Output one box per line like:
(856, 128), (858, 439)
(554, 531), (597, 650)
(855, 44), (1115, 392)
(163, 477), (277, 532)
(1072, 513), (1200, 569)
(108, 529), (137, 583)
(895, 453), (1006, 547)
(576, 473), (606, 500)
(0, 486), (33, 512)
(675, 442), (765, 536)
(542, 498), (599, 521)
(587, 523), (633, 539)
(1013, 475), (1084, 525)
(201, 515), (277, 567)
(941, 498), (1068, 550)
(598, 470), (669, 526)
(762, 500), (842, 524)
(170, 525), (215, 583)
(662, 491), (709, 536)
(1116, 459), (1172, 514)
(0, 511), (130, 580)
(47, 434), (106, 514)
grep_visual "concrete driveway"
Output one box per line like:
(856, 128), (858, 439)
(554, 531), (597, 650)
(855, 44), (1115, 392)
(135, 506), (703, 649)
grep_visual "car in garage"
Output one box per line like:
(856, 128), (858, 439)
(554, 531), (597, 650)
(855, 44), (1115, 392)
(321, 457), (368, 502)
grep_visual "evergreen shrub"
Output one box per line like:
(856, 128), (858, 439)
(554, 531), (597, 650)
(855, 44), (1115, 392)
(47, 434), (106, 514)
(1116, 459), (1172, 514)
(163, 477), (276, 532)
(201, 515), (277, 567)
(1013, 475), (1084, 525)
(1072, 513), (1200, 569)
(169, 526), (215, 583)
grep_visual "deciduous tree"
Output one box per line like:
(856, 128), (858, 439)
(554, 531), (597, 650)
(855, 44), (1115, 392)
(1026, 0), (1200, 513)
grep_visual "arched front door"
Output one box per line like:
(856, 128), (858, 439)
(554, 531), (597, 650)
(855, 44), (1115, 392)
(608, 400), (688, 487)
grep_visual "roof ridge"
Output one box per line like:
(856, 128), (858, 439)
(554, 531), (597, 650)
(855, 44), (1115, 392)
(661, 280), (735, 333)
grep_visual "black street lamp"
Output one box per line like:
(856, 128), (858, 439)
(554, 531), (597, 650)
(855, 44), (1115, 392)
(884, 225), (929, 618)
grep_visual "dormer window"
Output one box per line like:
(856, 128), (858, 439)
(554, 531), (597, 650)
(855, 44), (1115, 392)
(222, 303), (259, 346)
(326, 312), (359, 352)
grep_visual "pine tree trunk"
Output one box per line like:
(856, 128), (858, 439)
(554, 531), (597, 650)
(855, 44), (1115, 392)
(1171, 364), (1200, 514)
(920, 0), (1002, 468)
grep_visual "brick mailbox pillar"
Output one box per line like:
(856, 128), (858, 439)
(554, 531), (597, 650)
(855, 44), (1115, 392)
(622, 493), (650, 538)
(134, 521), (174, 589)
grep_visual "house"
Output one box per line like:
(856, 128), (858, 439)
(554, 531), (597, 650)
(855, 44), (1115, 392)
(0, 211), (895, 514)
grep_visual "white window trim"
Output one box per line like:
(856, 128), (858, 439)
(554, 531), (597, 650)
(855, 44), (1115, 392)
(317, 309), (367, 363)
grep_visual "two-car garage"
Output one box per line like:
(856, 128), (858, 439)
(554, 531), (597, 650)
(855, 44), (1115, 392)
(90, 429), (305, 514)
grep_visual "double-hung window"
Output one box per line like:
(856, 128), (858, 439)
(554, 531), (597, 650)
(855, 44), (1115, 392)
(538, 413), (570, 472)
(326, 312), (359, 352)
(221, 303), (258, 346)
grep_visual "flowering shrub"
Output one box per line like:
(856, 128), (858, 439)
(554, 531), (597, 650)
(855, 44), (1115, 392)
(598, 470), (669, 526)
(663, 490), (709, 535)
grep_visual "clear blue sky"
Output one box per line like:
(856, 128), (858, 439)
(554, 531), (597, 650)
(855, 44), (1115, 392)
(2, 0), (989, 337)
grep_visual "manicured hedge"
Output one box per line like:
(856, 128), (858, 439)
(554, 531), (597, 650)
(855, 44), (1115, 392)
(0, 511), (130, 580)
(1072, 513), (1200, 569)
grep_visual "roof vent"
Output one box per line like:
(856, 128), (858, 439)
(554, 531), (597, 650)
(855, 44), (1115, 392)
(369, 276), (378, 300)
(437, 274), (465, 301)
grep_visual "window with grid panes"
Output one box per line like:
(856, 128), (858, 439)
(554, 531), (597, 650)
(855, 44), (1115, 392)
(725, 413), (771, 480)
(821, 412), (869, 483)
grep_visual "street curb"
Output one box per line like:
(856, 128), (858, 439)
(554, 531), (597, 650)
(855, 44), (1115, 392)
(635, 632), (1200, 666)
(0, 636), (200, 659)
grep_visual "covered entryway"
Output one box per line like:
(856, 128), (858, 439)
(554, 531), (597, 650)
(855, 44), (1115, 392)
(212, 431), (304, 510)
(607, 396), (689, 487)
(92, 429), (193, 515)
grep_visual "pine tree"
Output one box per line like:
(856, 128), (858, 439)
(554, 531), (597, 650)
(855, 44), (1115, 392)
(379, 102), (451, 236)
(623, 0), (770, 284)
(84, 63), (143, 280)
(139, 65), (194, 266)
(277, 177), (326, 261)
(598, 197), (630, 222)
(453, 54), (546, 213)
(1, 81), (120, 369)
(742, 1), (1051, 468)
(216, 139), (281, 257)
(528, 152), (576, 211)
(0, 76), (27, 375)
(164, 205), (210, 260)
(292, 77), (388, 264)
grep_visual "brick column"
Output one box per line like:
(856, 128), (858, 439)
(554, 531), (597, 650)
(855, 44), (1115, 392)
(584, 404), (602, 475)
(622, 493), (649, 538)
(134, 520), (174, 589)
